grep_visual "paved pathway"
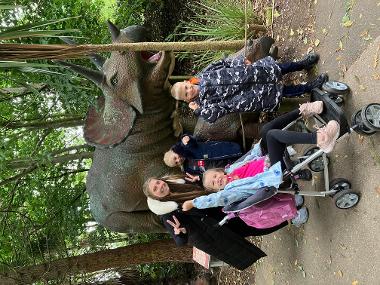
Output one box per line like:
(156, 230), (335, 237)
(255, 1), (380, 284)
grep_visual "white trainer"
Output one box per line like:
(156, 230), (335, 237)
(317, 120), (340, 153)
(299, 101), (323, 118)
(292, 207), (309, 227)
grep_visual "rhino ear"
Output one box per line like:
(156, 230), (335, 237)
(84, 96), (136, 148)
(56, 60), (105, 86)
(107, 20), (120, 42)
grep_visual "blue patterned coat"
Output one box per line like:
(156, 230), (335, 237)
(193, 142), (283, 209)
(193, 55), (283, 123)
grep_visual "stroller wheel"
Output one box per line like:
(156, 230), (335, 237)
(351, 110), (376, 135)
(322, 81), (350, 95)
(303, 146), (329, 172)
(360, 103), (380, 131)
(329, 178), (351, 197)
(333, 190), (360, 209)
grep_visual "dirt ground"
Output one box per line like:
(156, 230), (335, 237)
(216, 0), (380, 284)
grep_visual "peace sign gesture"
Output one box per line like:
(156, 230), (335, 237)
(166, 215), (187, 235)
(185, 172), (200, 183)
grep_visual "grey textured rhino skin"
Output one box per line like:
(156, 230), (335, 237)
(62, 22), (275, 233)
(61, 22), (176, 232)
(88, 23), (177, 233)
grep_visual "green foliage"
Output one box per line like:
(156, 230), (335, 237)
(4, 0), (110, 44)
(138, 261), (192, 282)
(167, 0), (263, 70)
(114, 0), (163, 27)
(0, 0), (21, 10)
(0, 0), (110, 271)
(0, 165), (90, 267)
(0, 1), (196, 283)
(0, 17), (80, 40)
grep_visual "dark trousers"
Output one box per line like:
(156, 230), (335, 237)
(278, 62), (312, 97)
(260, 109), (317, 170)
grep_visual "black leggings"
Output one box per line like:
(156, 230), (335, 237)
(260, 109), (317, 170)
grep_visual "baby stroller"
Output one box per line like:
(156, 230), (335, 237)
(220, 81), (380, 225)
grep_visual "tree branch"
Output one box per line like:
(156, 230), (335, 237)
(44, 169), (89, 181)
(3, 147), (93, 170)
(0, 166), (37, 187)
(0, 116), (85, 130)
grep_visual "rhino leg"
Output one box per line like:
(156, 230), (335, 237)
(103, 210), (167, 233)
(194, 114), (241, 141)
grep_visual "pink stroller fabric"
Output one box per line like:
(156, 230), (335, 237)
(227, 194), (297, 229)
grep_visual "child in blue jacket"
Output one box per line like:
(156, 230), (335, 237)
(164, 134), (243, 176)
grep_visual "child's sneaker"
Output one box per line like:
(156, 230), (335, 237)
(294, 195), (304, 209)
(294, 169), (312, 181)
(299, 101), (323, 118)
(292, 207), (309, 227)
(286, 146), (297, 156)
(317, 120), (340, 153)
(299, 53), (320, 70)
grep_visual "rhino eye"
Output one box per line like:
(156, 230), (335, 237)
(110, 74), (118, 86)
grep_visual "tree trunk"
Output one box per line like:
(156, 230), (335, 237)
(0, 239), (193, 285)
(0, 116), (85, 129)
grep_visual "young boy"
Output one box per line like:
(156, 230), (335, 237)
(163, 134), (242, 176)
(171, 53), (328, 123)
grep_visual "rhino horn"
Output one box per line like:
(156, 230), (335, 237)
(59, 36), (105, 70)
(107, 20), (120, 41)
(56, 61), (105, 86)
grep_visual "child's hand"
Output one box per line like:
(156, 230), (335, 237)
(185, 172), (200, 183)
(189, 102), (199, 110)
(182, 200), (195, 211)
(182, 135), (190, 145)
(166, 215), (187, 235)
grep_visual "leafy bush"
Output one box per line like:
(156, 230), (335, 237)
(167, 0), (263, 70)
(114, 0), (163, 27)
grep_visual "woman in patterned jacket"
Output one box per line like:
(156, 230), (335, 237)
(171, 53), (327, 123)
